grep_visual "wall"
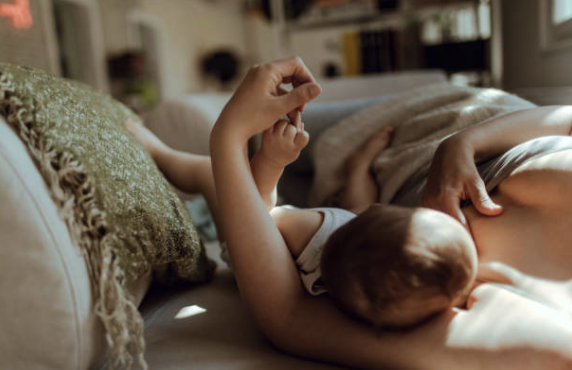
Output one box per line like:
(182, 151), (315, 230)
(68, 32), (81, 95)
(0, 0), (60, 75)
(288, 27), (344, 78)
(0, 0), (250, 98)
(98, 0), (136, 56)
(98, 0), (249, 98)
(137, 0), (248, 98)
(501, 0), (572, 89)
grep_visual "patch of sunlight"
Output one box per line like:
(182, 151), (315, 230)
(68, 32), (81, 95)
(174, 305), (207, 319)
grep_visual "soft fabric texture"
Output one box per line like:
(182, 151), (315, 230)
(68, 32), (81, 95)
(295, 207), (356, 296)
(0, 115), (105, 370)
(278, 95), (391, 206)
(139, 241), (349, 370)
(313, 70), (446, 103)
(309, 83), (537, 207)
(0, 63), (214, 370)
(144, 94), (231, 156)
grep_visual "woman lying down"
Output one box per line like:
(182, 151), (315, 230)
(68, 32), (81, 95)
(127, 57), (572, 369)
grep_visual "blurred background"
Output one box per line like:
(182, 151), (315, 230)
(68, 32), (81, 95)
(1, 0), (572, 113)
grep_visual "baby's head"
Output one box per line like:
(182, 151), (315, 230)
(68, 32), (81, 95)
(321, 204), (477, 329)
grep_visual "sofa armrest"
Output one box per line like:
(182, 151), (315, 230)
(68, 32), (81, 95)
(0, 116), (151, 370)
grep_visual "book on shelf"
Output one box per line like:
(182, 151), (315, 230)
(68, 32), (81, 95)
(342, 28), (400, 76)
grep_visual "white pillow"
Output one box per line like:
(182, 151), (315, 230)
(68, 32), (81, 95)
(0, 116), (149, 370)
(144, 93), (231, 156)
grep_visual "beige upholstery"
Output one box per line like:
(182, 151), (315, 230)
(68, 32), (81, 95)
(314, 70), (446, 102)
(144, 94), (231, 156)
(139, 242), (346, 370)
(0, 116), (150, 370)
(0, 116), (104, 370)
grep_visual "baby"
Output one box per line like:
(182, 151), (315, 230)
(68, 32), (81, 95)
(321, 204), (477, 329)
(249, 118), (478, 329)
(125, 114), (477, 330)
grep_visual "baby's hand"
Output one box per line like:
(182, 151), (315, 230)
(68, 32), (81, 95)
(259, 119), (309, 168)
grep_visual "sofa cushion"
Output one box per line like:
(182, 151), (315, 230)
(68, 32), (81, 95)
(0, 63), (214, 369)
(139, 242), (348, 370)
(0, 116), (106, 370)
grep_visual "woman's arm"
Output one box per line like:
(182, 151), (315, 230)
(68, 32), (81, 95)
(272, 284), (572, 370)
(210, 57), (321, 332)
(423, 105), (572, 224)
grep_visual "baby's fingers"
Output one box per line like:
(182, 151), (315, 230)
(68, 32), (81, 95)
(294, 128), (310, 149)
(273, 119), (290, 134)
(282, 122), (297, 140)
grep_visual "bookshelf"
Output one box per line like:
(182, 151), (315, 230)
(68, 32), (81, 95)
(267, 0), (492, 84)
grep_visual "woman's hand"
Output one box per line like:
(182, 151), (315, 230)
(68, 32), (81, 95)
(422, 135), (502, 226)
(215, 57), (321, 141)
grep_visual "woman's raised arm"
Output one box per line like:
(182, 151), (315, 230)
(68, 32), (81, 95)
(210, 57), (321, 333)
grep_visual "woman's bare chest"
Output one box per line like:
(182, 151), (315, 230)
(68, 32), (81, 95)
(465, 151), (572, 281)
(467, 201), (572, 281)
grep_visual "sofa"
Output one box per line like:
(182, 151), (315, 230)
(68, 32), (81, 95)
(0, 66), (446, 370)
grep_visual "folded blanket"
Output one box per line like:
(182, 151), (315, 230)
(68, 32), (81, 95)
(309, 83), (536, 207)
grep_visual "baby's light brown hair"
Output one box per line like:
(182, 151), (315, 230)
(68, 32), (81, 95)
(321, 205), (476, 329)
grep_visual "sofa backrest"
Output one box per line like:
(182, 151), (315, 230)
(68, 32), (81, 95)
(314, 70), (447, 102)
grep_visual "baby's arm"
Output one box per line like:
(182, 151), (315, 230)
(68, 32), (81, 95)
(341, 126), (393, 214)
(251, 119), (309, 211)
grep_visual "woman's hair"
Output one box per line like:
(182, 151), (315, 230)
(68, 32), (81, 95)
(321, 205), (475, 329)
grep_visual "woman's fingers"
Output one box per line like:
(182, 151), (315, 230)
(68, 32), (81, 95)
(423, 177), (502, 229)
(465, 177), (503, 216)
(277, 82), (321, 117)
(272, 56), (320, 115)
(258, 57), (321, 124)
(273, 56), (316, 86)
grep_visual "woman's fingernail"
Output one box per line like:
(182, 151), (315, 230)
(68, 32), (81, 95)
(309, 83), (321, 97)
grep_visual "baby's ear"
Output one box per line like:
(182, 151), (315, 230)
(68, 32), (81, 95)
(465, 292), (477, 310)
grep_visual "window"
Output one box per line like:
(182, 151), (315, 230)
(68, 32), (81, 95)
(552, 0), (572, 25)
(541, 0), (572, 51)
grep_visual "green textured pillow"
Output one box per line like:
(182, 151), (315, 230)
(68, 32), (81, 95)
(0, 63), (214, 369)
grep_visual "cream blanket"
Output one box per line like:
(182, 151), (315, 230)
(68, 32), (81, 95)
(309, 83), (536, 207)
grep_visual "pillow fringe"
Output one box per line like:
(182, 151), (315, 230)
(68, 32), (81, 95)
(0, 72), (148, 370)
